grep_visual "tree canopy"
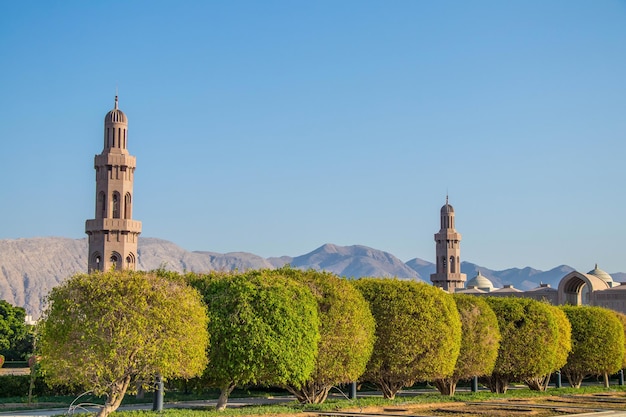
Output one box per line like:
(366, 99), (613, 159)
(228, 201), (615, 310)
(434, 294), (501, 396)
(484, 297), (559, 393)
(354, 278), (461, 399)
(561, 305), (624, 388)
(524, 304), (572, 391)
(269, 267), (376, 404)
(186, 269), (320, 410)
(0, 300), (32, 361)
(613, 311), (626, 369)
(39, 270), (209, 417)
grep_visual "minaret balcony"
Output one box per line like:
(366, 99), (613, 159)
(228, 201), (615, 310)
(85, 218), (142, 234)
(94, 153), (136, 168)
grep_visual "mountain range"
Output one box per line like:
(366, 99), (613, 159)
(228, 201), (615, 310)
(0, 237), (623, 317)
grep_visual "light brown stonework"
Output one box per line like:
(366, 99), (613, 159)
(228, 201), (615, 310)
(85, 96), (141, 272)
(430, 197), (466, 291)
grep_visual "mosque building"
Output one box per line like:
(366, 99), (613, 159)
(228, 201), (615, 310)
(80, 98), (626, 314)
(85, 96), (142, 272)
(432, 199), (626, 314)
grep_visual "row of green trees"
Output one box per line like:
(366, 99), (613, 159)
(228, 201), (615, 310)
(36, 268), (626, 417)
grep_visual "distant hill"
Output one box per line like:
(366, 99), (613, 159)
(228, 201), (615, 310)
(0, 237), (621, 317)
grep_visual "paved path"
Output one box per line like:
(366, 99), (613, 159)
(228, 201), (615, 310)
(0, 395), (296, 417)
(4, 392), (626, 417)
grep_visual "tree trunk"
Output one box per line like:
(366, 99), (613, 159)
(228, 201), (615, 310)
(377, 378), (406, 400)
(286, 382), (331, 404)
(604, 372), (610, 388)
(216, 382), (236, 411)
(525, 375), (550, 391)
(433, 378), (457, 396)
(563, 370), (583, 388)
(484, 375), (508, 393)
(96, 375), (132, 417)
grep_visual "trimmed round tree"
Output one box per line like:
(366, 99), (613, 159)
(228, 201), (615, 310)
(38, 270), (209, 417)
(354, 278), (461, 399)
(271, 267), (376, 404)
(434, 294), (501, 396)
(187, 270), (320, 410)
(524, 304), (572, 391)
(484, 297), (559, 393)
(613, 311), (626, 370)
(561, 305), (624, 388)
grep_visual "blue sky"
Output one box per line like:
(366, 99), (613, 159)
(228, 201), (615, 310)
(1, 1), (625, 273)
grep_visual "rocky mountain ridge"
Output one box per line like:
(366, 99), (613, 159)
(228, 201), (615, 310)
(0, 237), (623, 317)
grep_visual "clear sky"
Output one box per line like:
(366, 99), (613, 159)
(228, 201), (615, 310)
(1, 1), (625, 273)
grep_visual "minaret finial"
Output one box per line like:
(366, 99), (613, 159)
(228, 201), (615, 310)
(115, 84), (119, 109)
(446, 194), (449, 205)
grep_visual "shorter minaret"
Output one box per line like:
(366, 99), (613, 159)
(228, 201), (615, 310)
(85, 96), (142, 272)
(430, 197), (466, 291)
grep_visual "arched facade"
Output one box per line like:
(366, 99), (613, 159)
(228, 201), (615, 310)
(557, 271), (611, 306)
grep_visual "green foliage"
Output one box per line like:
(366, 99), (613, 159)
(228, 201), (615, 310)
(548, 305), (573, 371)
(353, 278), (461, 399)
(612, 311), (626, 369)
(523, 303), (572, 391)
(0, 374), (77, 397)
(434, 294), (501, 395)
(484, 297), (559, 393)
(267, 267), (376, 403)
(0, 300), (32, 361)
(561, 305), (625, 388)
(186, 269), (320, 409)
(38, 270), (209, 417)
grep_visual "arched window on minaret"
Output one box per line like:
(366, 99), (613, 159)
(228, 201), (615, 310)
(110, 252), (121, 270)
(91, 252), (102, 271)
(112, 192), (120, 219)
(442, 256), (447, 272)
(124, 193), (132, 219)
(98, 192), (106, 218)
(450, 256), (456, 273)
(126, 252), (136, 268)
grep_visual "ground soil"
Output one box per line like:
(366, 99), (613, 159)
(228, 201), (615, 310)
(332, 393), (626, 417)
(264, 392), (626, 417)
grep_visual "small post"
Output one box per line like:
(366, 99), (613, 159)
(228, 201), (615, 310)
(471, 376), (478, 393)
(153, 374), (164, 412)
(555, 370), (562, 389)
(620, 370), (624, 386)
(349, 382), (357, 399)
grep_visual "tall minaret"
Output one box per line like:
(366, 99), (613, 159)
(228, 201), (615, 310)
(85, 96), (142, 272)
(430, 197), (466, 291)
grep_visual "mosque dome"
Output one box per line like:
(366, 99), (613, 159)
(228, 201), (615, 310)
(441, 203), (454, 214)
(104, 96), (127, 125)
(441, 196), (454, 214)
(466, 271), (494, 292)
(587, 264), (613, 286)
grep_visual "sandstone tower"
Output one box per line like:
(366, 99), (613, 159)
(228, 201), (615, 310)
(85, 96), (142, 272)
(430, 197), (466, 291)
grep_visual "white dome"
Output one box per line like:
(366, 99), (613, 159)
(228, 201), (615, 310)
(587, 264), (613, 285)
(466, 271), (494, 291)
